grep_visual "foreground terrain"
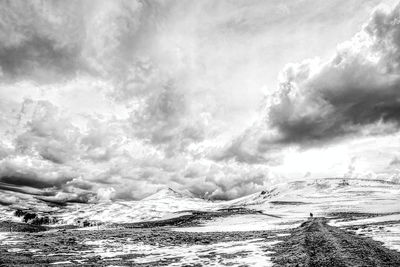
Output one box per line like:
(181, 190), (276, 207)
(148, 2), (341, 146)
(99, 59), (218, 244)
(1, 178), (400, 266)
(1, 214), (400, 266)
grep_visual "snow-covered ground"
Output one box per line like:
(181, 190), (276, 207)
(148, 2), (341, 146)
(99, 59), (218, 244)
(228, 178), (400, 216)
(193, 178), (400, 235)
(0, 188), (61, 222)
(331, 214), (400, 227)
(330, 214), (400, 252)
(0, 230), (278, 266)
(351, 224), (400, 252)
(0, 187), (219, 224)
(83, 238), (277, 267)
(64, 178), (400, 227)
(2, 178), (400, 228)
(174, 214), (301, 232)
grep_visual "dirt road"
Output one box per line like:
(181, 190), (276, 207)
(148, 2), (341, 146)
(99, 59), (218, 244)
(272, 217), (400, 267)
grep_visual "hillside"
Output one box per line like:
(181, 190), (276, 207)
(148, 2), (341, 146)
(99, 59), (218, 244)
(57, 187), (218, 225)
(2, 178), (400, 226)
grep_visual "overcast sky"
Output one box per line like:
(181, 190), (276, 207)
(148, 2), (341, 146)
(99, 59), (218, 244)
(1, 0), (400, 202)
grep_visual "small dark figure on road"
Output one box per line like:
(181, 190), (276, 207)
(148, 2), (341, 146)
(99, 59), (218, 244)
(310, 212), (313, 218)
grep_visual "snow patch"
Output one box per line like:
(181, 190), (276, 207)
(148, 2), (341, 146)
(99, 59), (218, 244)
(174, 214), (300, 232)
(84, 238), (276, 266)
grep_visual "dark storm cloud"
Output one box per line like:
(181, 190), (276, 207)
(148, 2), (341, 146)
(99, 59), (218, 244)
(217, 3), (400, 163)
(265, 4), (400, 147)
(267, 80), (400, 146)
(36, 191), (94, 205)
(0, 182), (53, 196)
(0, 174), (73, 189)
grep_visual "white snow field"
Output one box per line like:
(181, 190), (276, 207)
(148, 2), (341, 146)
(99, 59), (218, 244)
(181, 178), (400, 233)
(226, 178), (400, 215)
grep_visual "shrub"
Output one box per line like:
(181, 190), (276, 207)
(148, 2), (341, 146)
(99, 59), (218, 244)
(23, 213), (37, 223)
(14, 209), (27, 217)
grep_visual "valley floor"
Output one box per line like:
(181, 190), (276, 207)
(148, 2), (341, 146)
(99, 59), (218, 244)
(1, 213), (400, 266)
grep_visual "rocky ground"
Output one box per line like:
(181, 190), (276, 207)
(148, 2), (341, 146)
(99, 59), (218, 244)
(0, 210), (281, 266)
(0, 227), (280, 266)
(1, 212), (400, 266)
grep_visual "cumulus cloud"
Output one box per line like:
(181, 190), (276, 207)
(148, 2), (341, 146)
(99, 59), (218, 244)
(15, 100), (81, 164)
(0, 156), (76, 189)
(129, 81), (209, 156)
(269, 4), (400, 144)
(219, 3), (400, 163)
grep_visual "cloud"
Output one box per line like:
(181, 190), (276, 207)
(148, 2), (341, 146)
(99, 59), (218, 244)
(389, 156), (400, 166)
(0, 0), (86, 81)
(268, 4), (400, 144)
(0, 156), (75, 189)
(165, 159), (270, 200)
(96, 187), (116, 202)
(129, 81), (209, 155)
(0, 0), (145, 82)
(219, 3), (400, 163)
(2, 0), (400, 204)
(0, 182), (53, 196)
(203, 163), (268, 200)
(14, 100), (81, 164)
(36, 191), (94, 205)
(344, 156), (358, 178)
(211, 127), (270, 164)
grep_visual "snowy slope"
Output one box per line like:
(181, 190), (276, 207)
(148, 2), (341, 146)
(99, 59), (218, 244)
(226, 178), (400, 218)
(58, 187), (219, 225)
(0, 188), (62, 222)
(0, 187), (216, 225)
(178, 178), (400, 232)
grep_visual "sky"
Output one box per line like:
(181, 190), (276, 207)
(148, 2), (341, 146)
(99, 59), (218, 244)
(1, 0), (400, 202)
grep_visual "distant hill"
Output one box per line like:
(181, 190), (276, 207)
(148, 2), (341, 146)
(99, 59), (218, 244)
(1, 178), (400, 225)
(143, 187), (196, 200)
